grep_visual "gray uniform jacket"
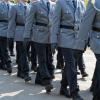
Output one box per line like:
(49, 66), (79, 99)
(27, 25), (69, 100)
(8, 3), (29, 41)
(51, 0), (86, 49)
(24, 0), (56, 44)
(74, 0), (100, 54)
(0, 1), (13, 38)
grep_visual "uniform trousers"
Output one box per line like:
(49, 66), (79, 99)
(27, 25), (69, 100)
(16, 41), (29, 75)
(34, 42), (54, 85)
(92, 54), (100, 100)
(57, 47), (64, 69)
(61, 48), (79, 94)
(74, 51), (85, 73)
(8, 39), (14, 54)
(0, 37), (11, 68)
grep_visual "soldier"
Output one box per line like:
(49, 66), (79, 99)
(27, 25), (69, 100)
(73, 0), (88, 78)
(0, 0), (13, 74)
(24, 0), (56, 93)
(7, 0), (31, 83)
(74, 0), (100, 99)
(51, 0), (85, 99)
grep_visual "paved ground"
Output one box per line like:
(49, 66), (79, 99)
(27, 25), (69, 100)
(0, 48), (96, 100)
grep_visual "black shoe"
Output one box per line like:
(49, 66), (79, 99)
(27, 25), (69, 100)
(24, 74), (32, 83)
(7, 67), (12, 74)
(51, 74), (55, 79)
(0, 65), (7, 70)
(60, 87), (72, 98)
(72, 93), (83, 100)
(17, 73), (25, 79)
(81, 71), (88, 77)
(56, 65), (62, 69)
(93, 96), (100, 100)
(45, 84), (53, 93)
(77, 71), (80, 75)
(90, 85), (93, 92)
(31, 66), (37, 72)
(56, 64), (64, 69)
(10, 52), (15, 56)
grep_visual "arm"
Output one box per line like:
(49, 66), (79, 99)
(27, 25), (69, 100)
(50, 0), (61, 44)
(24, 3), (37, 39)
(7, 5), (16, 39)
(78, 1), (96, 40)
(75, 0), (96, 50)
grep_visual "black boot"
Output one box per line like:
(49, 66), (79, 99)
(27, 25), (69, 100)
(24, 73), (32, 83)
(45, 84), (53, 93)
(60, 86), (72, 98)
(72, 93), (83, 100)
(81, 70), (88, 77)
(31, 65), (37, 72)
(44, 79), (53, 93)
(17, 72), (25, 79)
(90, 85), (94, 92)
(6, 62), (12, 74)
(0, 65), (7, 70)
(93, 96), (99, 100)
(7, 66), (12, 74)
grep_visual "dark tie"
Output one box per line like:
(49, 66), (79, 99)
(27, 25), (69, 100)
(47, 2), (50, 14)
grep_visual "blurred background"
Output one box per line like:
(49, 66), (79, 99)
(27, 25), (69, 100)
(10, 0), (89, 5)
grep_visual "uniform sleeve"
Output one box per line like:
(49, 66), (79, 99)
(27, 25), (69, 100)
(50, 0), (61, 44)
(74, 1), (96, 50)
(23, 3), (36, 39)
(79, 1), (96, 40)
(7, 6), (16, 39)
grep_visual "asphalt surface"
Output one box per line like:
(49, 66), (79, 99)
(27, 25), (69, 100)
(0, 48), (96, 100)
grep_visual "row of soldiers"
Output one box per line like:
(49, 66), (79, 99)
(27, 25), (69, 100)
(0, 0), (100, 100)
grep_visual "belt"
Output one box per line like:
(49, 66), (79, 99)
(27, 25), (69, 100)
(60, 25), (74, 30)
(35, 22), (47, 27)
(0, 20), (8, 23)
(16, 23), (25, 26)
(92, 27), (100, 32)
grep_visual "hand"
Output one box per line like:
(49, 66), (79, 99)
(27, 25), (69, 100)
(51, 43), (57, 54)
